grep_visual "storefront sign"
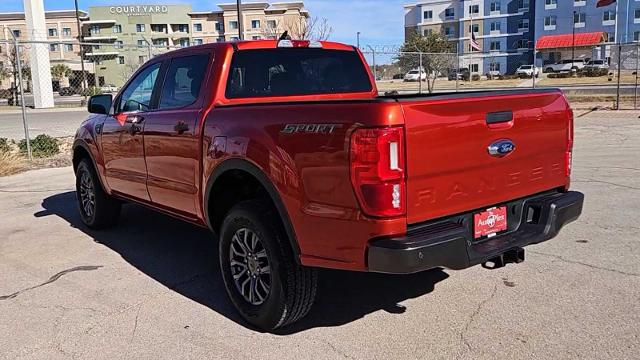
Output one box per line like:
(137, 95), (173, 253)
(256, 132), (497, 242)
(109, 5), (169, 16)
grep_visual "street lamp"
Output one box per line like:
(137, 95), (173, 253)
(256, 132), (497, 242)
(357, 32), (361, 49)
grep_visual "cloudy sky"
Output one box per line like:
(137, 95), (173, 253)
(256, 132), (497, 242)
(0, 0), (407, 47)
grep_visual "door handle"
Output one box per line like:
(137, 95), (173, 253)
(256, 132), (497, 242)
(174, 121), (189, 134)
(128, 115), (144, 135)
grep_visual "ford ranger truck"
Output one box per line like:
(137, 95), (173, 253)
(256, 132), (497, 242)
(73, 39), (584, 331)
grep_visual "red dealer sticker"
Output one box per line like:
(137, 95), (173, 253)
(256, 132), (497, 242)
(474, 206), (507, 239)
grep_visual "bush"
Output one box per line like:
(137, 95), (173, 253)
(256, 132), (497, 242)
(582, 68), (608, 77)
(547, 72), (572, 79)
(0, 138), (10, 153)
(79, 86), (102, 97)
(19, 134), (59, 158)
(471, 74), (481, 81)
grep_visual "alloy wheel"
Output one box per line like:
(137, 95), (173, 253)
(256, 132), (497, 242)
(229, 228), (271, 305)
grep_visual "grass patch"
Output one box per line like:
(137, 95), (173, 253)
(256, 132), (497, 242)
(0, 151), (26, 176)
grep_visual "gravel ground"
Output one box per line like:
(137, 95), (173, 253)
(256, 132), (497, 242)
(0, 111), (638, 360)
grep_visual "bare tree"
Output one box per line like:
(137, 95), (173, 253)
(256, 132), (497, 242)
(119, 56), (141, 85)
(265, 16), (333, 41)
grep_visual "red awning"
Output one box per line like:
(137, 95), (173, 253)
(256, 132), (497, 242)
(536, 32), (606, 50)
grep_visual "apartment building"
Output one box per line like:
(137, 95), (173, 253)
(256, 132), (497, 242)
(404, 0), (535, 75)
(534, 0), (640, 67)
(0, 10), (90, 90)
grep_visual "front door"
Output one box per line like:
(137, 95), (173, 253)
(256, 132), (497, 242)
(101, 62), (162, 201)
(143, 53), (212, 216)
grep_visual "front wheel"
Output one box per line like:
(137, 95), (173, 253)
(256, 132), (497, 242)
(219, 200), (317, 331)
(75, 158), (121, 229)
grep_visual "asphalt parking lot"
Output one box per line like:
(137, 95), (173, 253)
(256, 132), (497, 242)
(0, 111), (639, 359)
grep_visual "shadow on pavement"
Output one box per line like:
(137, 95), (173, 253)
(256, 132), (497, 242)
(36, 191), (449, 333)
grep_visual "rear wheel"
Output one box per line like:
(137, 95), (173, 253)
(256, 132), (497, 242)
(219, 200), (317, 330)
(75, 158), (121, 229)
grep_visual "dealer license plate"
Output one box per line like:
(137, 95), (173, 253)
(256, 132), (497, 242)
(473, 206), (507, 239)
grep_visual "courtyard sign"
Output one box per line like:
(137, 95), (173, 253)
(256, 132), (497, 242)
(109, 5), (169, 16)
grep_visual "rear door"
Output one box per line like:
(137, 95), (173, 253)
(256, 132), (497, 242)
(101, 62), (162, 201)
(400, 91), (571, 224)
(143, 52), (212, 216)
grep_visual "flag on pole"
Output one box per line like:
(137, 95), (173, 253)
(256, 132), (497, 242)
(470, 31), (481, 51)
(596, 0), (616, 8)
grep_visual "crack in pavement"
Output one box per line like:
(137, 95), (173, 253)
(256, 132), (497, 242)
(0, 188), (74, 193)
(457, 284), (498, 360)
(0, 265), (103, 301)
(529, 251), (640, 277)
(572, 179), (640, 191)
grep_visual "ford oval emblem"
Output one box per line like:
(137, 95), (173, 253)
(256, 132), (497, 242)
(488, 139), (516, 157)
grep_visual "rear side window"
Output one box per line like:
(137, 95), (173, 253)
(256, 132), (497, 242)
(226, 49), (372, 98)
(159, 54), (210, 109)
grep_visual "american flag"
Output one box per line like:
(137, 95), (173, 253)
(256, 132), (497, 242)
(470, 31), (481, 51)
(596, 0), (616, 7)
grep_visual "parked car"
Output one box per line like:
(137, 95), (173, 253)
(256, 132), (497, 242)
(403, 69), (426, 82)
(447, 68), (470, 81)
(100, 84), (119, 93)
(584, 59), (609, 70)
(544, 59), (587, 73)
(392, 73), (404, 80)
(58, 87), (77, 96)
(515, 65), (540, 78)
(74, 39), (584, 331)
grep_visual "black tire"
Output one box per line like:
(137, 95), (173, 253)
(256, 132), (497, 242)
(219, 200), (317, 331)
(75, 158), (121, 229)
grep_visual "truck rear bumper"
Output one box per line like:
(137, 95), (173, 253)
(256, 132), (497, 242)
(367, 191), (584, 274)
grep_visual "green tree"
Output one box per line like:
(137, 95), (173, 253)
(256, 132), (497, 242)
(396, 29), (456, 93)
(50, 64), (71, 81)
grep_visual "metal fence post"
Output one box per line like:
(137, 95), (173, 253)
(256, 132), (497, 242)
(635, 42), (639, 109)
(616, 43), (622, 110)
(9, 32), (31, 161)
(418, 52), (423, 94)
(367, 46), (377, 81)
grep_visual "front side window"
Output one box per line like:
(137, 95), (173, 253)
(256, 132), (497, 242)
(118, 63), (160, 113)
(159, 54), (210, 109)
(226, 49), (372, 99)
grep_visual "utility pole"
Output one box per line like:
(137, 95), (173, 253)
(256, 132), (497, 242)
(236, 0), (244, 40)
(74, 0), (87, 97)
(572, 11), (576, 61)
(357, 32), (360, 49)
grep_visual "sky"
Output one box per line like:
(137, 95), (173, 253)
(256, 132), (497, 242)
(0, 0), (407, 48)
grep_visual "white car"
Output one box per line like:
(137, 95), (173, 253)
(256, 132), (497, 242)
(584, 59), (609, 70)
(403, 69), (426, 82)
(515, 65), (540, 78)
(544, 59), (586, 73)
(100, 84), (119, 93)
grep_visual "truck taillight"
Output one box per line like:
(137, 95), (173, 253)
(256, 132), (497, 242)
(566, 109), (574, 177)
(350, 127), (406, 217)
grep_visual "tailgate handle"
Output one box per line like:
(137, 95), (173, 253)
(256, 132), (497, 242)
(486, 111), (513, 124)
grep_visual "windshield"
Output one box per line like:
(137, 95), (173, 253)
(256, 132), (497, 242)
(408, 71), (419, 74)
(520, 65), (532, 69)
(226, 49), (372, 98)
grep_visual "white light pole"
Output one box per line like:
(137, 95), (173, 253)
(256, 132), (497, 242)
(23, 0), (54, 108)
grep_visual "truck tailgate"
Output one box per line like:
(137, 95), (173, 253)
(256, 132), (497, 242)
(399, 90), (571, 224)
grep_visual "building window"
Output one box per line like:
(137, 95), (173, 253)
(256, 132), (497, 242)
(469, 64), (479, 73)
(545, 0), (557, 8)
(137, 40), (145, 48)
(179, 39), (190, 47)
(230, 36), (240, 41)
(636, 9), (640, 21)
(118, 56), (125, 65)
(138, 56), (147, 64)
(90, 25), (100, 35)
(544, 16), (557, 30)
(194, 23), (203, 32)
(468, 24), (479, 33)
(606, 32), (615, 43)
(12, 30), (20, 38)
(151, 24), (166, 33)
(115, 41), (124, 49)
(49, 43), (59, 52)
(64, 44), (74, 52)
(423, 28), (433, 36)
(603, 11), (616, 22)
(444, 26), (454, 37)
(518, 0), (530, 11)
(635, 31), (640, 42)
(490, 2), (501, 13)
(574, 12), (586, 27)
(518, 19), (529, 31)
(490, 62), (501, 72)
(48, 28), (58, 37)
(62, 27), (72, 37)
(490, 41), (501, 51)
(177, 24), (189, 33)
(468, 43), (480, 52)
(469, 5), (479, 15)
(251, 20), (261, 29)
(423, 10), (433, 21)
(515, 39), (528, 49)
(267, 20), (277, 28)
(444, 8), (455, 19)
(252, 36), (261, 40)
(113, 25), (122, 33)
(229, 21), (238, 30)
(193, 38), (204, 45)
(136, 24), (146, 32)
(215, 22), (222, 31)
(490, 22), (501, 32)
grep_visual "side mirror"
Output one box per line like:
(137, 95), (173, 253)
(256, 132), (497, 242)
(88, 94), (112, 115)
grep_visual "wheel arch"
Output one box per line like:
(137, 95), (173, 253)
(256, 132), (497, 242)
(204, 158), (301, 263)
(72, 140), (109, 193)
